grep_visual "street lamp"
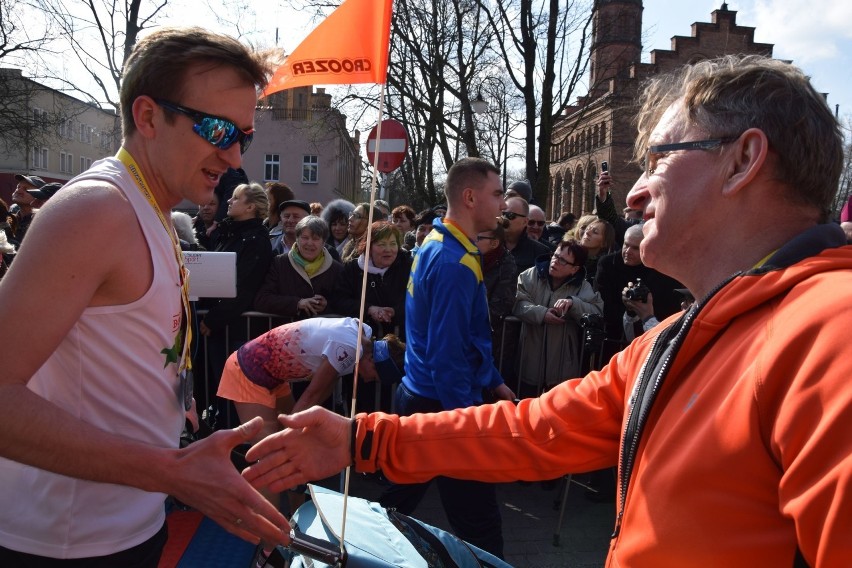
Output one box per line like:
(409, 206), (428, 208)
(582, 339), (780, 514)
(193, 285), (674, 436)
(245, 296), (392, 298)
(472, 91), (489, 115)
(471, 88), (509, 192)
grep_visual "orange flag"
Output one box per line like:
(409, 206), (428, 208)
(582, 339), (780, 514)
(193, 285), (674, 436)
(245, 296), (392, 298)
(264, 0), (393, 95)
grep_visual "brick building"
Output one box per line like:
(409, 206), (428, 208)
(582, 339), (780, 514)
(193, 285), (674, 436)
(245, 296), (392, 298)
(547, 1), (773, 218)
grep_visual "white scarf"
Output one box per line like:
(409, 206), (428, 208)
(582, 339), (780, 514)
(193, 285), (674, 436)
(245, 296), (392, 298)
(357, 254), (389, 276)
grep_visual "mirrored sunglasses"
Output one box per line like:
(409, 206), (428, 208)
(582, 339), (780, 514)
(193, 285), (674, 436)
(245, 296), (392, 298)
(155, 99), (254, 154)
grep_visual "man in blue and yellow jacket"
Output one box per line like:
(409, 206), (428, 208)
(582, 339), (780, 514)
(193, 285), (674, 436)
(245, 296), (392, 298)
(379, 157), (515, 558)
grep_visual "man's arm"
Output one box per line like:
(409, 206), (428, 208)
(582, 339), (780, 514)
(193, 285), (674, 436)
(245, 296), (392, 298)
(0, 185), (289, 546)
(245, 349), (633, 493)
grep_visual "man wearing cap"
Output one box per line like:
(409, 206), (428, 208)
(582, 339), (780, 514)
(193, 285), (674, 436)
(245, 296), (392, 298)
(10, 174), (46, 244)
(0, 28), (290, 564)
(27, 182), (63, 203)
(505, 179), (532, 203)
(272, 199), (310, 255)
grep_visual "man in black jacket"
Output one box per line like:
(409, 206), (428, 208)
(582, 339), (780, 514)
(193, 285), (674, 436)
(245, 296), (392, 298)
(503, 196), (551, 277)
(594, 224), (682, 357)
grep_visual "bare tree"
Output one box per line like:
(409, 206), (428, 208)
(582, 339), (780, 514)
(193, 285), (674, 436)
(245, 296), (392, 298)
(1, 0), (54, 60)
(33, 0), (168, 109)
(377, 0), (498, 206)
(477, 0), (594, 205)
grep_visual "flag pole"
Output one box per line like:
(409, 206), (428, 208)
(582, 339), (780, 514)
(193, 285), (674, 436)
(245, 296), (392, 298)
(341, 81), (388, 549)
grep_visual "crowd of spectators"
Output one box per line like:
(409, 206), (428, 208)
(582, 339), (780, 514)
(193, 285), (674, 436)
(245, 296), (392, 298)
(177, 161), (703, 435)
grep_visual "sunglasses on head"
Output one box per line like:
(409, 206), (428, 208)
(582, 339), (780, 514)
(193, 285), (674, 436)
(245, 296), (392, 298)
(155, 99), (254, 154)
(502, 211), (527, 221)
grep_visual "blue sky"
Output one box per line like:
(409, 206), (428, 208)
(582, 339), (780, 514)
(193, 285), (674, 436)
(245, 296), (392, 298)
(642, 0), (852, 118)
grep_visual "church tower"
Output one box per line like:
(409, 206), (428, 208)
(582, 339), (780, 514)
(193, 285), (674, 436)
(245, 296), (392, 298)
(589, 0), (643, 97)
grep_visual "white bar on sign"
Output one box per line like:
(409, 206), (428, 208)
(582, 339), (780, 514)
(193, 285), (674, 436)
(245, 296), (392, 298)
(367, 139), (407, 153)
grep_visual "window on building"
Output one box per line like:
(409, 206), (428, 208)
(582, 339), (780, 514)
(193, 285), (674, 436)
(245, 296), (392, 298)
(33, 108), (49, 127)
(264, 154), (280, 181)
(60, 151), (73, 174)
(59, 118), (69, 139)
(80, 156), (93, 172)
(302, 155), (318, 184)
(79, 124), (93, 144)
(32, 147), (48, 169)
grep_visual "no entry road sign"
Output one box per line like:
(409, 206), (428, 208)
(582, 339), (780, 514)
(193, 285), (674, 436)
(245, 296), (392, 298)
(366, 119), (408, 173)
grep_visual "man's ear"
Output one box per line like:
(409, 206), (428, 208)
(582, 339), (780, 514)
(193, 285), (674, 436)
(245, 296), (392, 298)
(722, 128), (769, 197)
(461, 186), (476, 209)
(132, 96), (159, 140)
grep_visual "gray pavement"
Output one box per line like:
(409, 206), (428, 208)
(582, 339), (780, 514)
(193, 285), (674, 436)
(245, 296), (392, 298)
(343, 473), (615, 568)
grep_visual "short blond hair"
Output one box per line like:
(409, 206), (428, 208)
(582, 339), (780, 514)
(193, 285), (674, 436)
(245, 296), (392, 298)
(234, 182), (269, 219)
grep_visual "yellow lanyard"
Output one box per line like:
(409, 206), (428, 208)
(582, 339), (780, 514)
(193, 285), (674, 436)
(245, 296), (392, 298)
(116, 148), (193, 379)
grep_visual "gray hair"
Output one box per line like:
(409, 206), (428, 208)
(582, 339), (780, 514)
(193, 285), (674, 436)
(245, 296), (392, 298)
(528, 204), (545, 219)
(623, 224), (644, 242)
(171, 211), (198, 245)
(295, 215), (329, 241)
(635, 55), (842, 221)
(506, 196), (530, 215)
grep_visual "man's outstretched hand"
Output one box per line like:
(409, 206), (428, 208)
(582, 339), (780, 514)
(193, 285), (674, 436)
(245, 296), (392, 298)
(168, 417), (291, 546)
(242, 407), (352, 494)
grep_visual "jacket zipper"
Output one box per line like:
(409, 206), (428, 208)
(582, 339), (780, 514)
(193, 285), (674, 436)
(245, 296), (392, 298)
(611, 273), (739, 539)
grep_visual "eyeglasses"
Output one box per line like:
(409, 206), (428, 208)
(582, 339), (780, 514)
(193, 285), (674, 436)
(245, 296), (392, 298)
(552, 254), (578, 267)
(502, 211), (527, 221)
(349, 212), (364, 220)
(643, 136), (739, 176)
(528, 220), (545, 227)
(476, 235), (498, 242)
(155, 99), (254, 154)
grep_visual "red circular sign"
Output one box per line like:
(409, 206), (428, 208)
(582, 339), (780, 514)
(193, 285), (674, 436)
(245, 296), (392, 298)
(366, 119), (408, 173)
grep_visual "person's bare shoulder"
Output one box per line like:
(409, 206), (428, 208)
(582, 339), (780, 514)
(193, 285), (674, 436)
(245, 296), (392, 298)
(0, 178), (153, 383)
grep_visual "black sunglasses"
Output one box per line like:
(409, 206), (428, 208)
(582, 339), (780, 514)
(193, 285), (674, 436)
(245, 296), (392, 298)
(155, 99), (254, 154)
(502, 211), (527, 221)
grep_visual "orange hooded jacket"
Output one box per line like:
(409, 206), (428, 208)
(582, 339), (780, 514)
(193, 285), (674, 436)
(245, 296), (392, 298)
(354, 227), (852, 567)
